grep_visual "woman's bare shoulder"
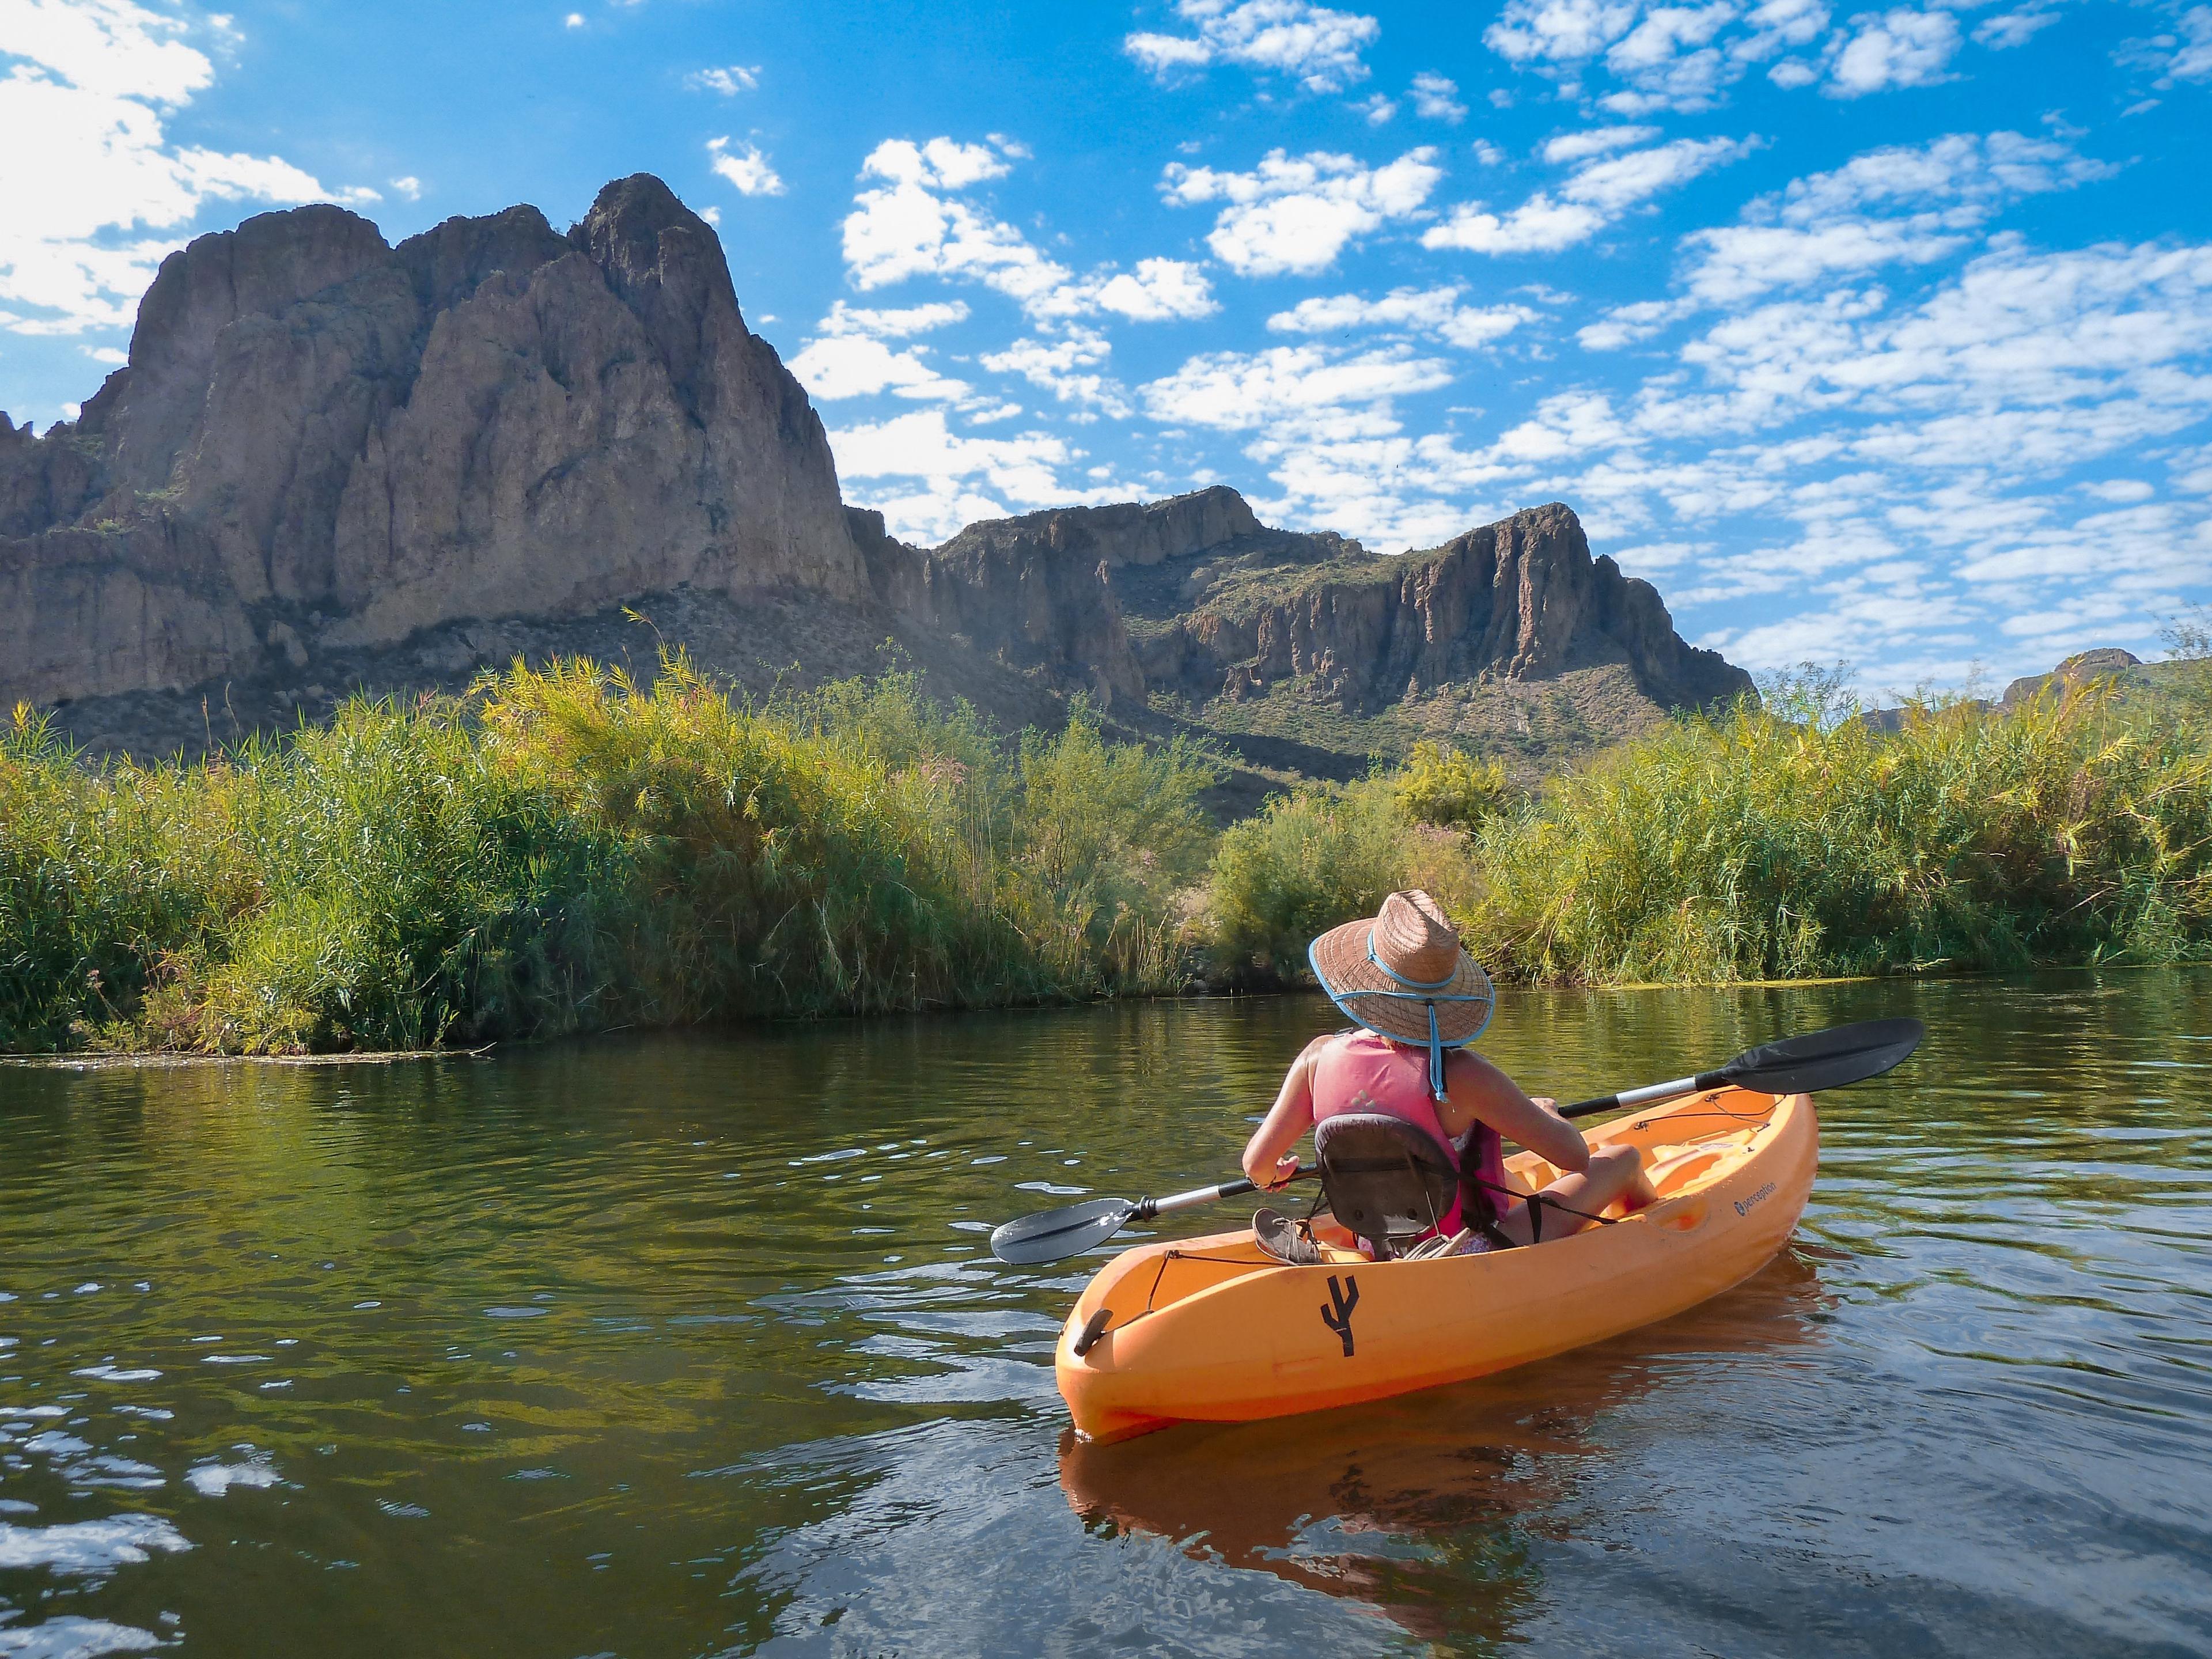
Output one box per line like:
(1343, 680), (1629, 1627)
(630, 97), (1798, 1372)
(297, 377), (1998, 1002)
(1449, 1047), (1514, 1086)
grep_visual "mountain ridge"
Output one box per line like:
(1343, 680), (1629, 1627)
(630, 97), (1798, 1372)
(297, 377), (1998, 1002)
(1, 176), (1751, 798)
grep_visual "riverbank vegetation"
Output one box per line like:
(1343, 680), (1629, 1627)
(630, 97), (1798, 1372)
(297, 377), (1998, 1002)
(0, 656), (1219, 1052)
(1211, 675), (2212, 986)
(5, 653), (2209, 1053)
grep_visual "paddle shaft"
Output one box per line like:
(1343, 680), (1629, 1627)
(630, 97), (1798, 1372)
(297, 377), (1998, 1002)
(1137, 1168), (1314, 1218)
(1560, 1017), (1925, 1118)
(1562, 1071), (1722, 1119)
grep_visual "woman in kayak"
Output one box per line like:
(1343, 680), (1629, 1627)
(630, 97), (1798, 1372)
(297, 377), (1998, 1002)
(1243, 889), (1656, 1263)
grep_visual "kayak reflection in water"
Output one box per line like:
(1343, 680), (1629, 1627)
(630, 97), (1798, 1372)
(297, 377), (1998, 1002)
(1243, 890), (1658, 1263)
(1058, 1248), (1832, 1646)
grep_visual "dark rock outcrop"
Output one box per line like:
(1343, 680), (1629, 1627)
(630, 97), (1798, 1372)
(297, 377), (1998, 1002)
(857, 488), (1749, 721)
(0, 176), (864, 710)
(2001, 648), (2142, 708)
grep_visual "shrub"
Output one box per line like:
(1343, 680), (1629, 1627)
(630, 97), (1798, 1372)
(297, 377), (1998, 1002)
(1396, 741), (1513, 831)
(1202, 774), (1478, 984)
(1459, 684), (2212, 983)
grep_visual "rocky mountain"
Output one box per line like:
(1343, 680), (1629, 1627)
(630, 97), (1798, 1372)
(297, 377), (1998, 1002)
(2, 176), (1750, 799)
(1, 175), (864, 714)
(855, 490), (1749, 781)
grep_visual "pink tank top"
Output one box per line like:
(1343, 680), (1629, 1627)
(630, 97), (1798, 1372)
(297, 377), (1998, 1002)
(1312, 1031), (1508, 1238)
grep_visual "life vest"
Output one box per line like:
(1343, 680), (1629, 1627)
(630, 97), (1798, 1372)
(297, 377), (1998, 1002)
(1311, 1031), (1508, 1241)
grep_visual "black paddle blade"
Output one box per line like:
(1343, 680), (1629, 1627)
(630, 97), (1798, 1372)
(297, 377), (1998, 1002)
(990, 1197), (1137, 1266)
(1721, 1017), (1925, 1097)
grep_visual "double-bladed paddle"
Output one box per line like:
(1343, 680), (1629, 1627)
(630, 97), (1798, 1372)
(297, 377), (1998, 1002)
(988, 1016), (1925, 1266)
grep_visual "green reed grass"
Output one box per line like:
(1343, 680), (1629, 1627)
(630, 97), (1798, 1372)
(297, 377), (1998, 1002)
(0, 656), (1220, 1053)
(1459, 683), (2212, 983)
(1200, 682), (2212, 988)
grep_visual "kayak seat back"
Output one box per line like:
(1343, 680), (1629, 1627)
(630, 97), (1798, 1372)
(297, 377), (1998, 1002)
(1313, 1113), (1459, 1260)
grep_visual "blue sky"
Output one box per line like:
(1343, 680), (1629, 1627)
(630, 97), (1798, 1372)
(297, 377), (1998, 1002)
(3, 0), (2209, 693)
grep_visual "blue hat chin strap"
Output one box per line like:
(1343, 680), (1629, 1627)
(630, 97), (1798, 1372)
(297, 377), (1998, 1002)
(1309, 929), (1495, 1104)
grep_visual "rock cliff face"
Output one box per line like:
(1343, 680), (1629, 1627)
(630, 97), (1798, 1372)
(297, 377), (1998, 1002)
(855, 487), (1749, 724)
(0, 177), (864, 710)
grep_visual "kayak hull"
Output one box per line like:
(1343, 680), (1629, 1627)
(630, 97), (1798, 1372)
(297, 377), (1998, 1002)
(1055, 1086), (1817, 1442)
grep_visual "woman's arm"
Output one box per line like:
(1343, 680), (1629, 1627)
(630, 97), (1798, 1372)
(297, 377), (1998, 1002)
(1441, 1050), (1589, 1172)
(1242, 1035), (1329, 1190)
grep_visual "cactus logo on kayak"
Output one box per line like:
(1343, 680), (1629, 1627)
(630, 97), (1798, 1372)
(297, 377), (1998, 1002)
(1320, 1275), (1360, 1358)
(1734, 1182), (1777, 1217)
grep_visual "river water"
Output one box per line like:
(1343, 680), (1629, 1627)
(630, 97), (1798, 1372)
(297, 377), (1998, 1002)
(0, 974), (2207, 1657)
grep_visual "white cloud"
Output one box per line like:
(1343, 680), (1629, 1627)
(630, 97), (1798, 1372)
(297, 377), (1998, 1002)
(707, 137), (785, 197)
(1551, 240), (2212, 543)
(2172, 6), (2212, 78)
(686, 65), (760, 94)
(1479, 0), (2032, 113)
(0, 0), (354, 336)
(1487, 0), (1643, 65)
(1599, 1), (1740, 112)
(1426, 135), (1750, 255)
(1565, 135), (1755, 210)
(830, 408), (1135, 543)
(388, 175), (422, 200)
(865, 137), (1010, 191)
(1541, 124), (1660, 164)
(981, 328), (1132, 416)
(1268, 286), (1460, 331)
(817, 298), (972, 338)
(1410, 71), (1467, 120)
(1578, 297), (1695, 348)
(565, 12), (583, 27)
(1827, 6), (1961, 95)
(2078, 478), (2155, 502)
(1737, 0), (1832, 61)
(786, 334), (968, 401)
(1353, 92), (1397, 122)
(1141, 342), (1452, 435)
(1680, 131), (2116, 303)
(842, 136), (1071, 309)
(1162, 147), (1442, 275)
(1973, 9), (2057, 48)
(1438, 306), (1541, 349)
(1425, 194), (1608, 255)
(832, 408), (1073, 490)
(1126, 0), (1381, 92)
(2122, 6), (2212, 84)
(840, 138), (1211, 324)
(1267, 285), (1537, 347)
(1486, 0), (1786, 112)
(1072, 258), (1218, 321)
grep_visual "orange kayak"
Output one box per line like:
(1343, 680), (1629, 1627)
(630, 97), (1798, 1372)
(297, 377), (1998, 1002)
(1056, 1085), (1817, 1443)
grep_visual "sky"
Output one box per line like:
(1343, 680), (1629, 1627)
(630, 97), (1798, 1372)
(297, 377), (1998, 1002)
(3, 0), (2209, 695)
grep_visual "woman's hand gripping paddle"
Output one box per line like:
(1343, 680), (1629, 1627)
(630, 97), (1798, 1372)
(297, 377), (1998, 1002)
(990, 1169), (1318, 1266)
(1559, 1016), (1926, 1120)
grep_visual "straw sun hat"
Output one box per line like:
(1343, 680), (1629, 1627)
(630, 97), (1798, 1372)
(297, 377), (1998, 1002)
(1308, 890), (1495, 1100)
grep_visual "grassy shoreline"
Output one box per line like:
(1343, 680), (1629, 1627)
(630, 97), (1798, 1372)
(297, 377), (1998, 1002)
(5, 653), (2209, 1056)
